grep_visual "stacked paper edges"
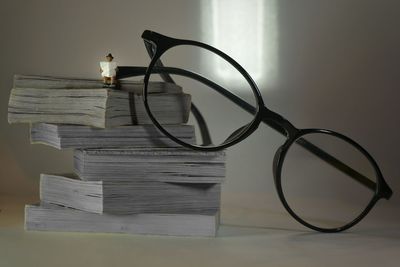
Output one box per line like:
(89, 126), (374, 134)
(8, 75), (226, 237)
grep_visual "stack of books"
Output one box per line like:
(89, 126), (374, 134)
(8, 75), (226, 237)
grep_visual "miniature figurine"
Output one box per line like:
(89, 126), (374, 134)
(100, 53), (118, 88)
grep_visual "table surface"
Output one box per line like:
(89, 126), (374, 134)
(1, 193), (399, 267)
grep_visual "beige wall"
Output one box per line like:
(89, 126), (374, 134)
(1, 0), (399, 206)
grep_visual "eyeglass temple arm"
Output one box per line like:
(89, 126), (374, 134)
(295, 138), (377, 191)
(117, 66), (257, 113)
(117, 65), (383, 196)
(117, 66), (212, 146)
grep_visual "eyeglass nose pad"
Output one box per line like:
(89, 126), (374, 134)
(272, 146), (284, 184)
(221, 124), (250, 146)
(272, 139), (293, 185)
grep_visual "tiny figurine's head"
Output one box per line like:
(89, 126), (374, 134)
(106, 53), (114, 62)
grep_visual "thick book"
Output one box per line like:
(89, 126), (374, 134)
(13, 75), (183, 93)
(31, 123), (195, 149)
(74, 148), (226, 183)
(8, 88), (191, 128)
(25, 203), (219, 237)
(40, 174), (221, 214)
(8, 75), (191, 128)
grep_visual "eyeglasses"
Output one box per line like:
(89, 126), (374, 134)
(117, 30), (393, 233)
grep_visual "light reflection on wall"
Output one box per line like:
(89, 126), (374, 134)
(203, 0), (278, 89)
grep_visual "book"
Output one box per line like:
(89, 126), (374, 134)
(74, 148), (226, 183)
(8, 88), (191, 128)
(13, 75), (183, 93)
(25, 203), (219, 237)
(31, 123), (195, 149)
(40, 174), (221, 214)
(8, 75), (191, 128)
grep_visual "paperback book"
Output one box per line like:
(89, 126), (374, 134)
(31, 123), (195, 149)
(25, 203), (219, 237)
(13, 74), (183, 93)
(40, 173), (221, 214)
(8, 75), (191, 128)
(74, 148), (226, 183)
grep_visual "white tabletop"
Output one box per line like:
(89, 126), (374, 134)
(1, 193), (399, 267)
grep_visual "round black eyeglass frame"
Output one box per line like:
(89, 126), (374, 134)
(116, 30), (393, 233)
